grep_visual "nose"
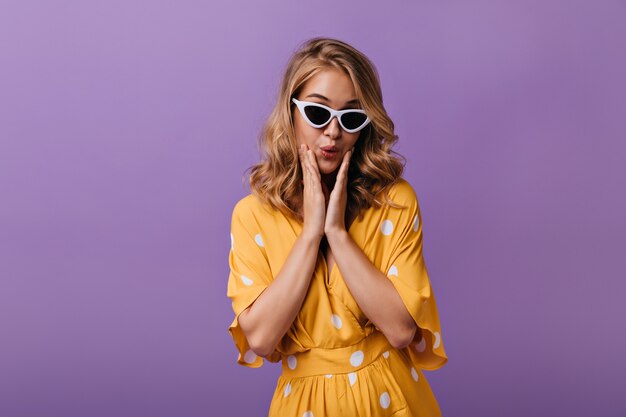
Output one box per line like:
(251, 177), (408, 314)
(324, 116), (342, 138)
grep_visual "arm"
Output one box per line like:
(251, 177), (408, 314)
(237, 230), (322, 357)
(325, 228), (417, 349)
(310, 146), (416, 350)
(239, 144), (328, 358)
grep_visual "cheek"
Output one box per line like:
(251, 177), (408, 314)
(293, 115), (308, 139)
(347, 134), (360, 148)
(294, 121), (316, 147)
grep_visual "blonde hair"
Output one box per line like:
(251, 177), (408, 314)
(245, 37), (407, 223)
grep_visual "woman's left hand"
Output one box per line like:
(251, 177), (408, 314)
(324, 148), (353, 236)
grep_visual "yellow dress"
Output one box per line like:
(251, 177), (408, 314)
(227, 178), (448, 417)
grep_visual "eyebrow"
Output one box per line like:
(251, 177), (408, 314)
(304, 93), (360, 107)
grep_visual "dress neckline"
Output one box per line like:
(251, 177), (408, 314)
(321, 208), (367, 285)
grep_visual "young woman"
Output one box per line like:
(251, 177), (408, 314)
(227, 37), (448, 416)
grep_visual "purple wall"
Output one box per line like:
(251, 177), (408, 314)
(1, 1), (625, 416)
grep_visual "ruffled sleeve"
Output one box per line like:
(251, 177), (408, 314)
(227, 197), (281, 368)
(383, 181), (448, 371)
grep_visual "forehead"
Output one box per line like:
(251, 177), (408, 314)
(300, 68), (358, 106)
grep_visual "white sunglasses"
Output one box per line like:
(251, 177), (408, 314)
(291, 98), (371, 133)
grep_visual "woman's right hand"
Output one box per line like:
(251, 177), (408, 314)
(298, 143), (326, 240)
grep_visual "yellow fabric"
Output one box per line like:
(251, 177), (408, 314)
(227, 178), (448, 416)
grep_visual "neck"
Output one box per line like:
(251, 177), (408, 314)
(320, 170), (337, 202)
(320, 169), (338, 188)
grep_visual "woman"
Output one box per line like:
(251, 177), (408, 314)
(227, 37), (448, 416)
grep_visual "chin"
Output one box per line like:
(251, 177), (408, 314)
(320, 166), (340, 176)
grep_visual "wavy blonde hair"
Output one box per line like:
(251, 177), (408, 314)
(245, 37), (407, 223)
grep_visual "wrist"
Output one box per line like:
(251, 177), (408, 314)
(300, 229), (324, 244)
(325, 227), (349, 244)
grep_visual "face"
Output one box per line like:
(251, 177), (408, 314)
(292, 68), (363, 176)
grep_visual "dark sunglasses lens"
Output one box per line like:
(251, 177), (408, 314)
(341, 112), (368, 130)
(304, 105), (331, 125)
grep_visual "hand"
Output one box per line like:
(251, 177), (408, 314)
(324, 148), (353, 236)
(298, 144), (326, 240)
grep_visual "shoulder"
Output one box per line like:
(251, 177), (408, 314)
(232, 194), (256, 214)
(231, 193), (276, 224)
(386, 178), (419, 207)
(382, 179), (424, 234)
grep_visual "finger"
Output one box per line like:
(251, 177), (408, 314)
(307, 150), (322, 182)
(300, 146), (311, 189)
(306, 151), (321, 187)
(303, 150), (317, 191)
(301, 147), (311, 178)
(336, 149), (351, 184)
(341, 149), (351, 171)
(304, 149), (313, 175)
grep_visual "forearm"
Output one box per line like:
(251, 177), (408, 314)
(238, 231), (321, 357)
(326, 229), (417, 349)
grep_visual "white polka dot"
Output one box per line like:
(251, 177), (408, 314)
(387, 265), (398, 277)
(413, 214), (419, 232)
(350, 350), (364, 367)
(380, 219), (394, 236)
(302, 412), (314, 417)
(411, 367), (419, 382)
(325, 374), (333, 378)
(241, 275), (253, 286)
(380, 392), (391, 409)
(243, 349), (257, 364)
(415, 338), (426, 353)
(284, 382), (292, 397)
(331, 314), (343, 329)
(382, 351), (389, 359)
(230, 233), (234, 250)
(287, 355), (297, 370)
(255, 233), (264, 247)
(348, 372), (357, 386)
(433, 332), (441, 349)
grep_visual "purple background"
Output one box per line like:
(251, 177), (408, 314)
(1, 1), (625, 416)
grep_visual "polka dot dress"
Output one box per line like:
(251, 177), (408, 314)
(227, 178), (448, 416)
